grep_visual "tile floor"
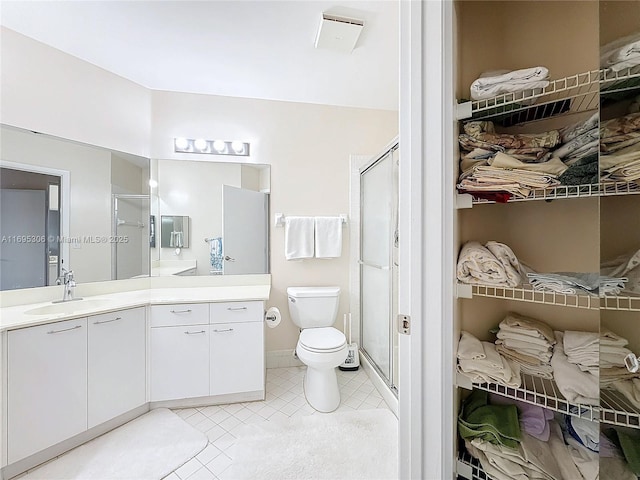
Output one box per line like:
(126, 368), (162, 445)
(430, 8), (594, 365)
(163, 366), (393, 480)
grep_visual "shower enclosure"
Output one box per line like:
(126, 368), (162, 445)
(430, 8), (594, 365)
(359, 141), (399, 393)
(112, 194), (150, 279)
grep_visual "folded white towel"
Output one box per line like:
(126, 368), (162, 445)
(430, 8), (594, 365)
(314, 216), (343, 258)
(470, 67), (550, 101)
(456, 241), (515, 286)
(563, 330), (599, 353)
(550, 331), (599, 406)
(284, 216), (315, 260)
(457, 331), (486, 360)
(601, 32), (640, 72)
(485, 241), (524, 287)
(601, 329), (630, 347)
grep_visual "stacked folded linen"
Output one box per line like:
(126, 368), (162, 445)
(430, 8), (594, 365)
(457, 331), (522, 388)
(601, 32), (640, 72)
(456, 241), (524, 287)
(600, 367), (640, 387)
(470, 67), (550, 102)
(458, 164), (562, 199)
(550, 331), (599, 406)
(558, 153), (599, 186)
(600, 112), (640, 183)
(526, 272), (600, 296)
(601, 248), (640, 294)
(464, 425), (565, 480)
(494, 312), (555, 379)
(563, 331), (599, 375)
(548, 113), (600, 166)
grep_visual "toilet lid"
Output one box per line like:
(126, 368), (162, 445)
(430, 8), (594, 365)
(299, 327), (346, 352)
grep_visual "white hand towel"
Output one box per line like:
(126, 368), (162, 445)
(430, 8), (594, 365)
(284, 216), (315, 260)
(314, 216), (342, 258)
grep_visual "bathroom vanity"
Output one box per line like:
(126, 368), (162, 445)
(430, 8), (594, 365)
(0, 275), (270, 479)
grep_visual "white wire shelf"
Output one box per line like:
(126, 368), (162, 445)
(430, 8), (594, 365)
(457, 283), (599, 310)
(457, 70), (600, 125)
(601, 294), (640, 312)
(601, 388), (640, 429)
(457, 451), (491, 480)
(458, 182), (640, 206)
(600, 65), (640, 97)
(457, 372), (600, 421)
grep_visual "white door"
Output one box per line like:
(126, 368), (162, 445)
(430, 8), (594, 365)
(7, 318), (88, 463)
(222, 185), (268, 274)
(399, 1), (455, 478)
(0, 189), (47, 290)
(88, 308), (146, 428)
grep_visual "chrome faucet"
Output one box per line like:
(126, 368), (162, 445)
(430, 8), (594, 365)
(56, 267), (78, 302)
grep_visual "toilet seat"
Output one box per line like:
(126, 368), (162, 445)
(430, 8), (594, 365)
(299, 327), (346, 353)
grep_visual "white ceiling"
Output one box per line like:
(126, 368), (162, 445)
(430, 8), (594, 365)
(0, 1), (399, 111)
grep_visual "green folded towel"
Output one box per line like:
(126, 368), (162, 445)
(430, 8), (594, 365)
(606, 428), (640, 475)
(458, 389), (522, 449)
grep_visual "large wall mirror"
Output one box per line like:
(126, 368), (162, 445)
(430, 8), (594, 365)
(0, 125), (270, 291)
(150, 158), (270, 276)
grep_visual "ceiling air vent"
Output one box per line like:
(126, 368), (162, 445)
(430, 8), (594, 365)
(314, 13), (364, 53)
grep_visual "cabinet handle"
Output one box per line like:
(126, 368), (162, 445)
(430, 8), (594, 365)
(213, 328), (234, 333)
(47, 325), (82, 334)
(171, 309), (192, 314)
(184, 330), (206, 335)
(227, 306), (247, 311)
(93, 317), (122, 325)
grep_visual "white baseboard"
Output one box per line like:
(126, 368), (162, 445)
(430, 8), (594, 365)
(266, 349), (304, 369)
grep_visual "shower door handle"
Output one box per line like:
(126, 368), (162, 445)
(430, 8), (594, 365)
(224, 255), (236, 262)
(358, 260), (389, 270)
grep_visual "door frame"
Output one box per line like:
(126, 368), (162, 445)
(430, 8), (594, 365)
(399, 1), (455, 478)
(0, 160), (70, 280)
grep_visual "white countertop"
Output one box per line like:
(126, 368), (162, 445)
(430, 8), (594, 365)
(0, 282), (270, 332)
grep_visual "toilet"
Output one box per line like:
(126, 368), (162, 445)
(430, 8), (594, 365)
(287, 286), (348, 412)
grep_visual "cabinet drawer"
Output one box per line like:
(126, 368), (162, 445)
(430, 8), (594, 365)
(150, 303), (209, 327)
(210, 301), (263, 324)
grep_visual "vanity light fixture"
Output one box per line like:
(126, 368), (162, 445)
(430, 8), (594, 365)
(173, 138), (250, 156)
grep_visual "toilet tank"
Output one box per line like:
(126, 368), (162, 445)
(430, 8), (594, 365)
(287, 286), (340, 329)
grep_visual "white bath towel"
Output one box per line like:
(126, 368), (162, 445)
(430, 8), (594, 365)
(314, 216), (343, 258)
(456, 241), (513, 286)
(457, 331), (486, 360)
(601, 329), (630, 347)
(284, 216), (315, 260)
(470, 67), (550, 101)
(485, 241), (524, 287)
(550, 331), (599, 406)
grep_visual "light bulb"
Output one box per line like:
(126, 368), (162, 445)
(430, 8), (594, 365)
(174, 137), (189, 150)
(194, 138), (208, 151)
(213, 140), (226, 153)
(148, 179), (158, 188)
(231, 141), (245, 154)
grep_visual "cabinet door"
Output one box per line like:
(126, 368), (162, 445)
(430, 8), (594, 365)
(150, 325), (209, 401)
(210, 322), (264, 396)
(8, 318), (88, 463)
(88, 307), (146, 428)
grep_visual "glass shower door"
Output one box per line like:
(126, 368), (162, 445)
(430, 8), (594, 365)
(360, 148), (398, 389)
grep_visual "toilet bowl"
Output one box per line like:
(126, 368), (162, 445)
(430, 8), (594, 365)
(296, 327), (348, 412)
(287, 286), (348, 412)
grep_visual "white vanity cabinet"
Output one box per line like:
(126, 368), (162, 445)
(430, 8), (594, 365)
(210, 301), (264, 396)
(150, 304), (211, 401)
(7, 318), (88, 463)
(150, 301), (265, 402)
(88, 307), (146, 428)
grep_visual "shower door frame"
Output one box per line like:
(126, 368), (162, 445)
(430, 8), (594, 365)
(111, 194), (150, 280)
(358, 140), (399, 394)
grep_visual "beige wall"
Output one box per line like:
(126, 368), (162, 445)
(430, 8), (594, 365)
(151, 91), (398, 351)
(0, 27), (151, 158)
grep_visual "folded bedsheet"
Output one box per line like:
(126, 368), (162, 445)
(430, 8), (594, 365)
(456, 241), (523, 287)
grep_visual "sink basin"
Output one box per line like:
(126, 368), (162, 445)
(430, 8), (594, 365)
(25, 299), (112, 316)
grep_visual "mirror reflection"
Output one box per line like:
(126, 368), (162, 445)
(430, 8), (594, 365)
(0, 126), (271, 290)
(0, 125), (150, 290)
(150, 159), (270, 276)
(160, 215), (190, 249)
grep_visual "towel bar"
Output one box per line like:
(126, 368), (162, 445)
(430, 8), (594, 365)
(274, 213), (348, 227)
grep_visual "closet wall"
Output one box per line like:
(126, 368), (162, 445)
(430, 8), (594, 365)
(454, 1), (640, 479)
